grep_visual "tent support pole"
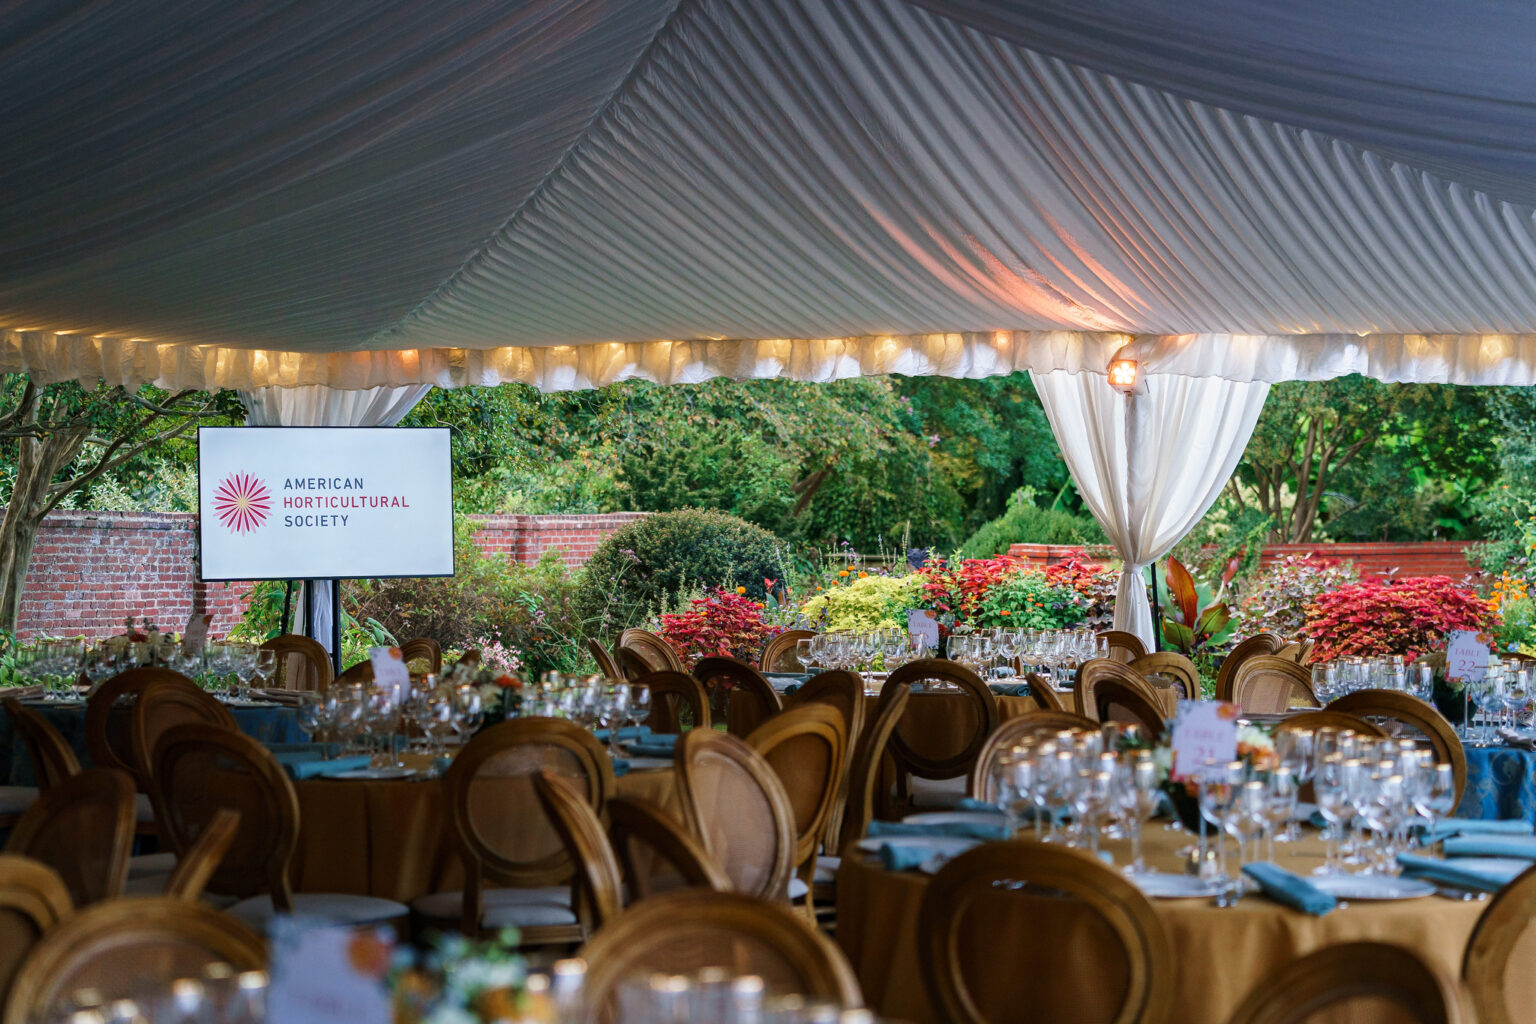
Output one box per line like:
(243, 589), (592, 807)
(1150, 562), (1163, 652)
(280, 581), (294, 636)
(331, 582), (342, 675)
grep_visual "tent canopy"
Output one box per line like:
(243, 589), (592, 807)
(6, 0), (1536, 392)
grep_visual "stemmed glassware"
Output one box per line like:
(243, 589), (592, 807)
(1120, 756), (1161, 875)
(1273, 729), (1313, 842)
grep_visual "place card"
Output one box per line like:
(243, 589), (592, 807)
(908, 609), (940, 652)
(266, 918), (393, 1024)
(369, 645), (411, 701)
(1446, 630), (1490, 683)
(1169, 700), (1239, 781)
(182, 612), (212, 654)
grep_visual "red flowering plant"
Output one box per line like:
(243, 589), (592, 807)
(1042, 558), (1119, 628)
(916, 555), (1022, 632)
(658, 588), (783, 668)
(1302, 576), (1496, 662)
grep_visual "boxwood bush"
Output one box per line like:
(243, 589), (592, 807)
(575, 509), (789, 634)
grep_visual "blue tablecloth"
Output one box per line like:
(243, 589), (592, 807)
(1457, 745), (1536, 823)
(0, 698), (302, 786)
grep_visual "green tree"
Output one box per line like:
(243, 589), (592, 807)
(0, 376), (239, 630)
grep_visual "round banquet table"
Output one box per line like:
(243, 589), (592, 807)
(290, 761), (677, 902)
(835, 826), (1536, 1024)
(1459, 744), (1536, 823)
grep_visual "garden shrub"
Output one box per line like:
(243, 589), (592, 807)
(973, 569), (1085, 629)
(481, 548), (590, 676)
(957, 488), (1104, 558)
(1303, 576), (1495, 660)
(349, 516), (504, 653)
(1233, 555), (1358, 642)
(1043, 558), (1120, 629)
(574, 509), (789, 633)
(799, 573), (925, 633)
(659, 588), (782, 667)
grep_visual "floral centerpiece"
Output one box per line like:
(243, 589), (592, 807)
(1124, 713), (1276, 832)
(445, 645), (524, 728)
(392, 929), (557, 1024)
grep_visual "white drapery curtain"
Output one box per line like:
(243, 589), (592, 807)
(1030, 370), (1269, 648)
(239, 384), (433, 657)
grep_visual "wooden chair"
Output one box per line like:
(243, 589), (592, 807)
(1274, 711), (1386, 739)
(162, 808), (242, 901)
(3, 768), (134, 907)
(152, 724), (407, 927)
(919, 842), (1173, 1024)
(760, 629), (815, 673)
(785, 670), (866, 846)
(85, 668), (198, 777)
(413, 717), (614, 944)
(400, 637), (442, 673)
(260, 634), (333, 692)
(835, 685), (911, 851)
(1463, 863), (1536, 1024)
(587, 638), (623, 680)
(0, 855), (72, 1009)
(633, 670), (711, 732)
(613, 646), (654, 685)
(1326, 690), (1467, 805)
(969, 711), (1099, 800)
(532, 771), (624, 934)
(1225, 941), (1462, 1024)
(2, 898), (266, 1024)
(746, 703), (847, 910)
(1092, 677), (1169, 742)
(877, 659), (998, 811)
(1098, 629), (1147, 663)
(618, 628), (686, 673)
(129, 679), (236, 793)
(576, 890), (862, 1023)
(1215, 633), (1285, 701)
(1229, 656), (1320, 714)
(1073, 659), (1163, 724)
(1129, 652), (1201, 700)
(607, 796), (730, 901)
(692, 656), (783, 737)
(2, 699), (79, 792)
(675, 728), (795, 902)
(334, 660), (375, 685)
(1026, 672), (1070, 713)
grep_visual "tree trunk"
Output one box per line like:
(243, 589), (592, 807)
(0, 424), (84, 634)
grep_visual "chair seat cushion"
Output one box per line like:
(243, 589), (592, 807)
(410, 887), (577, 929)
(814, 855), (840, 883)
(127, 852), (178, 877)
(788, 876), (809, 900)
(909, 776), (967, 809)
(123, 871), (173, 896)
(229, 893), (408, 927)
(134, 792), (156, 824)
(0, 786), (38, 815)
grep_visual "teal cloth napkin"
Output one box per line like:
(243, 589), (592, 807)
(954, 798), (1005, 815)
(878, 839), (967, 872)
(1443, 835), (1536, 859)
(275, 753), (373, 780)
(988, 682), (1031, 697)
(625, 735), (678, 757)
(1398, 852), (1526, 892)
(593, 725), (651, 741)
(266, 741), (342, 758)
(1242, 862), (1336, 916)
(867, 819), (1009, 841)
(1424, 818), (1532, 843)
(612, 759), (631, 778)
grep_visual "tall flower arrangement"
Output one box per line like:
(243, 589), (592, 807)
(1303, 576), (1495, 660)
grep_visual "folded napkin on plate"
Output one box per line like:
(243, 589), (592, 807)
(879, 839), (970, 873)
(273, 753), (373, 780)
(1443, 835), (1536, 859)
(612, 759), (631, 778)
(1397, 852), (1526, 892)
(988, 682), (1031, 697)
(954, 798), (1005, 815)
(1242, 863), (1336, 915)
(625, 735), (679, 757)
(267, 741), (342, 758)
(253, 688), (302, 706)
(593, 725), (651, 742)
(867, 819), (1009, 841)
(1424, 818), (1532, 843)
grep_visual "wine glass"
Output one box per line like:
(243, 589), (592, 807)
(1198, 762), (1241, 888)
(1121, 756), (1161, 876)
(452, 684), (485, 743)
(1273, 729), (1313, 842)
(253, 648), (277, 697)
(1412, 762), (1457, 846)
(1262, 767), (1297, 862)
(795, 639), (815, 674)
(626, 684), (652, 736)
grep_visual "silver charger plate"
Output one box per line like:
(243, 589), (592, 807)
(904, 811), (1004, 827)
(330, 767), (420, 780)
(1309, 874), (1436, 900)
(1129, 872), (1223, 899)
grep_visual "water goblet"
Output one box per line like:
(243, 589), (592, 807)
(1262, 767), (1297, 862)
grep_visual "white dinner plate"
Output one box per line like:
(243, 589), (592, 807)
(622, 757), (673, 772)
(1440, 857), (1533, 877)
(1129, 872), (1223, 899)
(903, 811), (1003, 827)
(330, 767), (420, 780)
(1291, 801), (1318, 821)
(1309, 875), (1436, 900)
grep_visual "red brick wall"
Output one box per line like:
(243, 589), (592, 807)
(14, 509), (647, 638)
(1008, 540), (1478, 579)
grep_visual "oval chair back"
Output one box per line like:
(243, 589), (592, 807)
(1098, 630), (1147, 664)
(130, 679), (236, 794)
(1026, 672), (1070, 713)
(1091, 678), (1169, 742)
(618, 629), (685, 673)
(85, 668), (197, 779)
(2, 700), (79, 793)
(614, 646), (654, 684)
(1226, 941), (1461, 1024)
(1326, 690), (1467, 806)
(876, 659), (998, 792)
(0, 855), (72, 1009)
(399, 637), (442, 673)
(746, 703), (847, 905)
(606, 795), (730, 901)
(1464, 862), (1536, 1024)
(634, 671), (711, 733)
(1229, 656), (1320, 714)
(1073, 659), (1160, 723)
(532, 771), (624, 934)
(784, 670), (865, 845)
(1215, 633), (1285, 701)
(674, 728), (795, 902)
(3, 768), (134, 907)
(760, 629), (815, 674)
(969, 711), (1100, 801)
(837, 685), (910, 850)
(692, 656), (783, 737)
(1128, 652), (1201, 701)
(260, 634), (334, 692)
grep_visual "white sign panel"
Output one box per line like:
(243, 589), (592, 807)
(1445, 629), (1490, 683)
(198, 427), (453, 581)
(1169, 700), (1240, 781)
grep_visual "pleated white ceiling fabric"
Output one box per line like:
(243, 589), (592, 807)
(5, 0), (1536, 391)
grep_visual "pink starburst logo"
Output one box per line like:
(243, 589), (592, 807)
(213, 473), (272, 533)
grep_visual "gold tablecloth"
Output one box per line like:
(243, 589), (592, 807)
(836, 827), (1532, 1024)
(291, 763), (675, 902)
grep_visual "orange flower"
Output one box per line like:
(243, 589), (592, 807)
(736, 586), (746, 594)
(839, 570), (850, 577)
(1000, 609), (1011, 616)
(858, 571), (869, 578)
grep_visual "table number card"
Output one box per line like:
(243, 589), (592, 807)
(182, 612), (212, 654)
(369, 645), (412, 700)
(1446, 630), (1490, 683)
(267, 918), (393, 1024)
(1170, 700), (1240, 781)
(907, 609), (940, 652)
